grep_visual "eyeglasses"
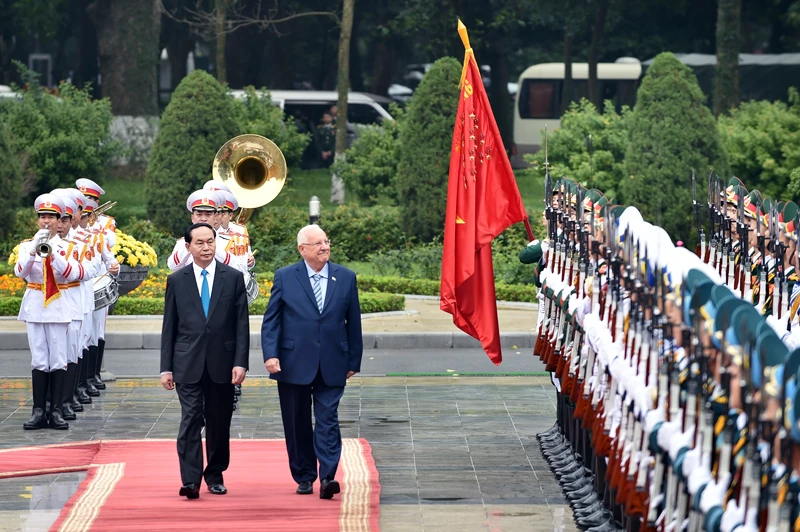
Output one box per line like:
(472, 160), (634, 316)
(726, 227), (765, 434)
(301, 239), (331, 247)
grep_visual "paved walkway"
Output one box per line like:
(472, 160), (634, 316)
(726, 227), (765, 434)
(0, 376), (575, 532)
(0, 299), (539, 334)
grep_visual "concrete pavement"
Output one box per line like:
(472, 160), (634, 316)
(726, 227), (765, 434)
(0, 299), (540, 351)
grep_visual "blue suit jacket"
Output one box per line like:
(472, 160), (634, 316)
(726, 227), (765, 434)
(261, 261), (363, 387)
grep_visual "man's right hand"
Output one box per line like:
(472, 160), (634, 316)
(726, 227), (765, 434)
(161, 372), (175, 390)
(265, 358), (281, 374)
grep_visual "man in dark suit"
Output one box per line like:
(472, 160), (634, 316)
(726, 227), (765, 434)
(161, 223), (249, 499)
(261, 224), (363, 499)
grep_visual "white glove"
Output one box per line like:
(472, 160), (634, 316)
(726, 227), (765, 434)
(687, 465), (712, 496)
(657, 420), (681, 454)
(699, 472), (731, 514)
(527, 239), (539, 247)
(668, 428), (694, 462)
(719, 499), (745, 532)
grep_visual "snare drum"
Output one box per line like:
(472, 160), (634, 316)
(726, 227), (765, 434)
(93, 275), (119, 310)
(243, 271), (259, 306)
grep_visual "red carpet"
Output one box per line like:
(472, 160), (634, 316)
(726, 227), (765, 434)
(0, 439), (380, 531)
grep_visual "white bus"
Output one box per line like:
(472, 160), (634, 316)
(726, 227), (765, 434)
(511, 59), (642, 168)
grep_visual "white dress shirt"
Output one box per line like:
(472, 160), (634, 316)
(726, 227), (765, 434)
(193, 259), (216, 296)
(304, 261), (329, 308)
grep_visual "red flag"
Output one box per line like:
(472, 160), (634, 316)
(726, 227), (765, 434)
(440, 22), (531, 365)
(42, 255), (61, 308)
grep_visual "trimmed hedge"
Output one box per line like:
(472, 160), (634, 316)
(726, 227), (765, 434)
(354, 275), (538, 303)
(0, 293), (405, 316)
(0, 297), (22, 316)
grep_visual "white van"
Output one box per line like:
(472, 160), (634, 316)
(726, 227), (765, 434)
(229, 89), (394, 168)
(511, 60), (641, 168)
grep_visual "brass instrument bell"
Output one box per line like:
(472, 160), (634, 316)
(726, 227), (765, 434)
(212, 134), (287, 224)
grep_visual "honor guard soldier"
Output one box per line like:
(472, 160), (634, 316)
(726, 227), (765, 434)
(167, 190), (243, 272)
(15, 194), (88, 430)
(76, 178), (118, 392)
(64, 188), (102, 410)
(51, 190), (96, 421)
(216, 189), (256, 271)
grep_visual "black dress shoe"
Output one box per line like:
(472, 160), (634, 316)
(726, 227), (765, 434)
(62, 402), (77, 420)
(207, 483), (227, 495)
(296, 481), (313, 494)
(320, 479), (340, 499)
(567, 484), (596, 502)
(23, 408), (48, 430)
(179, 483), (200, 499)
(574, 501), (605, 517)
(577, 509), (612, 529)
(572, 492), (599, 509)
(72, 394), (84, 412)
(585, 521), (620, 532)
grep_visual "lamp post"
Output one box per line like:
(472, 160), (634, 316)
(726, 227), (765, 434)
(309, 196), (321, 225)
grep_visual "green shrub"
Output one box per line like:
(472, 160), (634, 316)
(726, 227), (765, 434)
(248, 204), (407, 265)
(359, 293), (405, 313)
(0, 63), (118, 197)
(0, 208), (38, 259)
(124, 218), (178, 268)
(229, 87), (311, 168)
(622, 52), (729, 243)
(111, 297), (164, 315)
(355, 275), (538, 301)
(720, 90), (800, 200)
(527, 99), (630, 199)
(333, 104), (404, 205)
(395, 57), (461, 242)
(0, 123), (21, 240)
(358, 276), (440, 295)
(367, 240), (442, 279)
(0, 297), (21, 316)
(84, 292), (404, 317)
(145, 70), (239, 235)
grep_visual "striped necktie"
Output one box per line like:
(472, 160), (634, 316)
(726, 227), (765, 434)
(312, 273), (323, 312)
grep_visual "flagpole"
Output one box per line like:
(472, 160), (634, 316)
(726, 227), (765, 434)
(457, 19), (535, 242)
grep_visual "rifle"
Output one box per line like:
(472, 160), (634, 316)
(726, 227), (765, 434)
(708, 172), (719, 270)
(692, 170), (706, 262)
(758, 197), (767, 309)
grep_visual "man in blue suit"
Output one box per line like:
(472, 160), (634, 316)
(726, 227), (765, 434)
(261, 224), (363, 499)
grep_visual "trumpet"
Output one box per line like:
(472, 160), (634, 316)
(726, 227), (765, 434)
(34, 232), (51, 258)
(90, 201), (117, 225)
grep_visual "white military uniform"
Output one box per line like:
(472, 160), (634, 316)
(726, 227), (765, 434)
(16, 210), (86, 372)
(77, 179), (120, 345)
(167, 189), (245, 272)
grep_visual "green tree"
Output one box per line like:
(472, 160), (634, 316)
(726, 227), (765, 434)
(719, 91), (800, 199)
(528, 99), (630, 198)
(228, 87), (311, 168)
(715, 0), (742, 115)
(332, 104), (404, 205)
(0, 63), (117, 197)
(145, 70), (238, 234)
(395, 56), (461, 242)
(0, 122), (20, 239)
(622, 52), (728, 242)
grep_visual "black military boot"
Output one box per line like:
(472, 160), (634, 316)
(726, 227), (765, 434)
(76, 352), (92, 405)
(92, 338), (106, 390)
(23, 370), (49, 430)
(84, 346), (100, 397)
(48, 370), (69, 430)
(62, 363), (78, 420)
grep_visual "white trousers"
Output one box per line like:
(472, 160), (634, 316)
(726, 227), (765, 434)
(26, 322), (68, 372)
(80, 311), (93, 352)
(66, 320), (82, 364)
(92, 306), (108, 342)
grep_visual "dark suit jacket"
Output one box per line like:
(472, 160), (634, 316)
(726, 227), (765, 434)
(261, 261), (363, 387)
(160, 261), (250, 384)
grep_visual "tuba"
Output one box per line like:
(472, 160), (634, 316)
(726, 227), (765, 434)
(212, 134), (286, 305)
(212, 134), (287, 224)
